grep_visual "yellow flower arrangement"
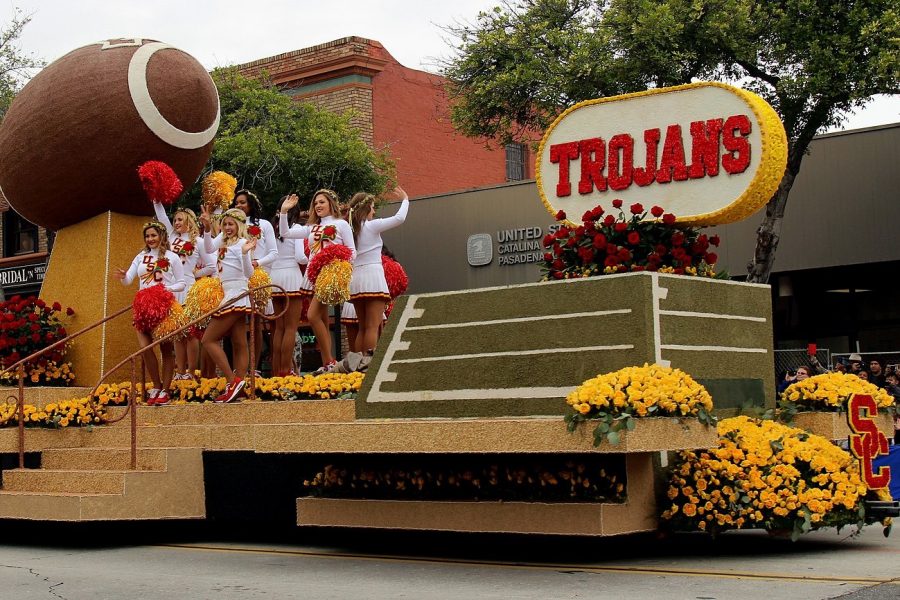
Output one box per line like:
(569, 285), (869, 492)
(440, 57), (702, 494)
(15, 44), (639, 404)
(661, 416), (892, 539)
(565, 364), (715, 446)
(93, 372), (365, 405)
(0, 396), (106, 428)
(0, 374), (365, 428)
(0, 359), (76, 387)
(781, 372), (894, 412)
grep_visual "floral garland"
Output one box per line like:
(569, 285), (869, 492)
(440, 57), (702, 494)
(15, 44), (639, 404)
(542, 202), (720, 280)
(565, 364), (715, 446)
(661, 416), (892, 539)
(780, 372), (894, 413)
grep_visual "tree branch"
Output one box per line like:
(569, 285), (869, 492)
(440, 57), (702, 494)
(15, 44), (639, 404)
(735, 59), (780, 88)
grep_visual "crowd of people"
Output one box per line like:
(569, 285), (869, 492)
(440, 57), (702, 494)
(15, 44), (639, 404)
(779, 352), (900, 442)
(116, 186), (409, 405)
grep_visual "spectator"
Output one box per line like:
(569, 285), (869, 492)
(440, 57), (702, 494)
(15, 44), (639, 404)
(858, 370), (870, 382)
(777, 366), (811, 395)
(832, 361), (847, 374)
(848, 353), (864, 374)
(868, 359), (886, 387)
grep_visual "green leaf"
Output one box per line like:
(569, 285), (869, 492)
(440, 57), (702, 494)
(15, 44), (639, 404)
(626, 417), (636, 431)
(606, 430), (621, 445)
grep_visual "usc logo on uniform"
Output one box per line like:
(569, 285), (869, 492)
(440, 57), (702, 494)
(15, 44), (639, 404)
(847, 394), (891, 490)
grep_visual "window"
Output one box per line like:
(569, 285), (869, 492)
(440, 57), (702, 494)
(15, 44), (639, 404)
(3, 211), (39, 257)
(505, 143), (527, 181)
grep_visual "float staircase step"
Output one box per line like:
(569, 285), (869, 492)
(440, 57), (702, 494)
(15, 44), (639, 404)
(0, 448), (205, 521)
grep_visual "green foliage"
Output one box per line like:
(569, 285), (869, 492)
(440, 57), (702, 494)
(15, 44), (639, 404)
(442, 0), (898, 283)
(443, 0), (899, 151)
(0, 8), (43, 122)
(198, 67), (395, 214)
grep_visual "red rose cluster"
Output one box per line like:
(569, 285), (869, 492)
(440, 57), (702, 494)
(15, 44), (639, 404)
(0, 296), (75, 369)
(541, 202), (720, 280)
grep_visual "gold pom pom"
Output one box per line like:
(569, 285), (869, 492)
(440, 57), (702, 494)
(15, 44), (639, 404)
(184, 277), (224, 326)
(249, 267), (272, 312)
(152, 301), (188, 341)
(314, 260), (352, 305)
(201, 171), (238, 213)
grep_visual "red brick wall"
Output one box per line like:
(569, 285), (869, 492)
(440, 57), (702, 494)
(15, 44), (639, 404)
(371, 51), (533, 198)
(237, 37), (534, 199)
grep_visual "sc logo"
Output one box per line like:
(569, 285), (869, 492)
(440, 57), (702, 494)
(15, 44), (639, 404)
(467, 234), (493, 267)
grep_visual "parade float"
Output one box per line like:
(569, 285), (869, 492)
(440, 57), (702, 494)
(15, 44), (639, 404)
(0, 40), (894, 536)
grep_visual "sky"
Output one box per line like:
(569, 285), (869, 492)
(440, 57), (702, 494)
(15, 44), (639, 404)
(6, 0), (898, 133)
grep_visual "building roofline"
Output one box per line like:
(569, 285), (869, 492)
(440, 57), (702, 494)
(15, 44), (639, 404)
(235, 36), (378, 70)
(814, 121), (900, 140)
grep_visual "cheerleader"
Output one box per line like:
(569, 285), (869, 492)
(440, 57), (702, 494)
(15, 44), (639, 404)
(152, 202), (215, 381)
(278, 190), (356, 374)
(199, 207), (257, 403)
(268, 196), (309, 376)
(230, 190), (277, 374)
(347, 186), (408, 353)
(115, 221), (185, 405)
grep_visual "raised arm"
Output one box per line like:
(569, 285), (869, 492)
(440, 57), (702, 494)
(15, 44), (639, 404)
(367, 195), (409, 235)
(153, 202), (175, 237)
(202, 231), (219, 255)
(241, 238), (256, 278)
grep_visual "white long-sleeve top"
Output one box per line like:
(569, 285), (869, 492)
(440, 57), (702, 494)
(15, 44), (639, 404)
(272, 225), (309, 269)
(153, 202), (213, 283)
(205, 218), (278, 270)
(204, 233), (254, 282)
(122, 249), (185, 292)
(278, 214), (356, 261)
(353, 197), (408, 266)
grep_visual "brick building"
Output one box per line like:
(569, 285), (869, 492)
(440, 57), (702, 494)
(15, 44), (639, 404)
(237, 37), (533, 198)
(0, 190), (51, 298)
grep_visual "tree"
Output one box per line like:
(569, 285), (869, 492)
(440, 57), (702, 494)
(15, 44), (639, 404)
(0, 8), (43, 123)
(202, 67), (394, 214)
(442, 0), (899, 282)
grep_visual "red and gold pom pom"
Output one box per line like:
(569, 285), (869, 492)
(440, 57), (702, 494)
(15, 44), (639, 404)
(201, 171), (237, 212)
(307, 244), (352, 284)
(184, 277), (224, 326)
(382, 256), (408, 298)
(249, 267), (272, 313)
(132, 285), (175, 333)
(138, 161), (183, 206)
(314, 260), (352, 305)
(152, 301), (188, 341)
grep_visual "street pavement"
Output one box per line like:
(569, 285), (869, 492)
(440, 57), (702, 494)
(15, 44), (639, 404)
(0, 522), (896, 599)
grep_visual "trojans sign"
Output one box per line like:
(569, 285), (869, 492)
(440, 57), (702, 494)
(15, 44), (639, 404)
(536, 82), (788, 226)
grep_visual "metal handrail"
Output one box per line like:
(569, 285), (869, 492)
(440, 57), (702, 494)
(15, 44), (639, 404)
(0, 305), (134, 469)
(87, 283), (287, 469)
